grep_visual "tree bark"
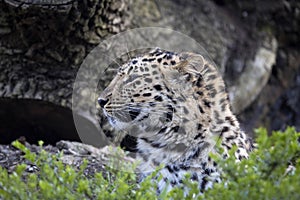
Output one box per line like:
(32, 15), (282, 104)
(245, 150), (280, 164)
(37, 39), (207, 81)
(2, 0), (296, 145)
(0, 0), (130, 145)
(0, 0), (129, 107)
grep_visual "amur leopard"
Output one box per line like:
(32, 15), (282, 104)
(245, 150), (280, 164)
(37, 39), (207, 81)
(98, 48), (253, 194)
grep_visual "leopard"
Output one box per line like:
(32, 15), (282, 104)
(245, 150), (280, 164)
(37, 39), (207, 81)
(98, 48), (253, 194)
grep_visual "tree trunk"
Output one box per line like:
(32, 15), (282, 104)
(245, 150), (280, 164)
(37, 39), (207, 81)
(0, 0), (130, 145)
(1, 0), (298, 145)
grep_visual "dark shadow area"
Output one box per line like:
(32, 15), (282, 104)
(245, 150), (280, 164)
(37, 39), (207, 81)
(0, 98), (83, 145)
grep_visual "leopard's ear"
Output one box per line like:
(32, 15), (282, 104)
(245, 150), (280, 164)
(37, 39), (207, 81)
(169, 52), (209, 89)
(157, 53), (206, 97)
(173, 52), (224, 89)
(175, 52), (205, 75)
(171, 52), (228, 105)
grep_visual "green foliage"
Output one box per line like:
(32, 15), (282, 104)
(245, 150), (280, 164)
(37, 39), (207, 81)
(200, 127), (300, 200)
(0, 127), (299, 200)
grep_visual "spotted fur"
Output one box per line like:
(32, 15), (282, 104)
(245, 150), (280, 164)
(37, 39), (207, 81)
(98, 48), (253, 194)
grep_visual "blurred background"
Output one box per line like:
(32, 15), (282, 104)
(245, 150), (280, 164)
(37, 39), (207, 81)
(0, 0), (299, 145)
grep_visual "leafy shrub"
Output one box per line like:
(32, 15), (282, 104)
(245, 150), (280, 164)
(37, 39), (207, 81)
(199, 127), (300, 200)
(0, 127), (299, 200)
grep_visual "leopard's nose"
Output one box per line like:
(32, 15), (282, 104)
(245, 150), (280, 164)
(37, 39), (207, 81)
(98, 98), (109, 108)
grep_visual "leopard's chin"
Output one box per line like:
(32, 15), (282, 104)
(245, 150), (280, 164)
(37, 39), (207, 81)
(102, 110), (119, 128)
(103, 112), (132, 131)
(107, 116), (128, 130)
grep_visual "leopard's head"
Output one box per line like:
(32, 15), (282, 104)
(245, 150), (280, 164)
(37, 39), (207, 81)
(98, 48), (220, 140)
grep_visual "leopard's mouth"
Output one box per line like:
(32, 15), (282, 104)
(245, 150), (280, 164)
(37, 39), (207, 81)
(102, 110), (120, 128)
(103, 110), (141, 131)
(102, 109), (114, 123)
(107, 115), (117, 125)
(103, 107), (142, 124)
